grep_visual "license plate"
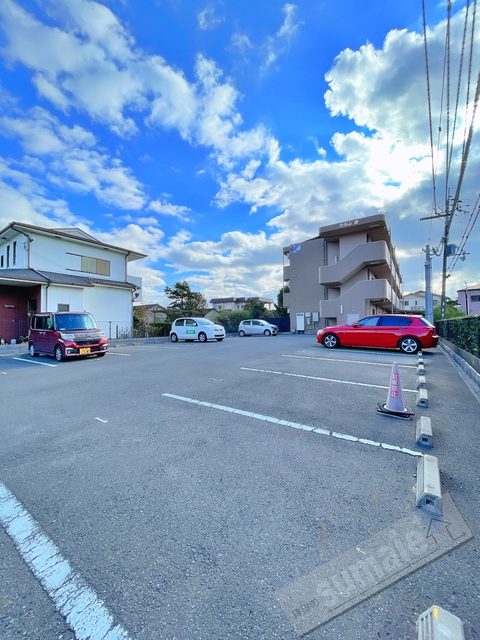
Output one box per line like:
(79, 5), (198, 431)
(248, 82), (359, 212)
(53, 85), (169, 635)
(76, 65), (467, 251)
(79, 347), (91, 354)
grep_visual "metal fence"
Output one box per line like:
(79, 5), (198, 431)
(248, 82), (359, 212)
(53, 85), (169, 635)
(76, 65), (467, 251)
(96, 321), (169, 340)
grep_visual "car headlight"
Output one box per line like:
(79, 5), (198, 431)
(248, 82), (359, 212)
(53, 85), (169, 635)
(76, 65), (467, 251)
(60, 332), (76, 340)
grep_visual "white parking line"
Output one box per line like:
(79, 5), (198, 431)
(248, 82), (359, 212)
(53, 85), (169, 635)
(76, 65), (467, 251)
(241, 367), (417, 393)
(0, 482), (132, 640)
(13, 357), (57, 367)
(282, 354), (417, 369)
(162, 393), (421, 457)
(106, 352), (131, 356)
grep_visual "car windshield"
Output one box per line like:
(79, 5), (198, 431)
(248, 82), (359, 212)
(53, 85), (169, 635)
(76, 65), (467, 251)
(56, 314), (97, 331)
(196, 318), (214, 325)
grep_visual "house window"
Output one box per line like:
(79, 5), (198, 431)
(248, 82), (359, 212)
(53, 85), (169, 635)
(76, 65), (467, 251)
(0, 255), (3, 268)
(58, 304), (70, 312)
(471, 295), (480, 302)
(13, 241), (16, 265)
(404, 301), (409, 306)
(81, 256), (110, 276)
(6, 245), (10, 267)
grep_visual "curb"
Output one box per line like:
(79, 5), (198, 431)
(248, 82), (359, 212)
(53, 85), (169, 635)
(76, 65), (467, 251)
(439, 340), (480, 399)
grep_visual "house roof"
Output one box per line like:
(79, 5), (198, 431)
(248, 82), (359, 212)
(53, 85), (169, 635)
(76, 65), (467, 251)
(403, 290), (441, 298)
(0, 268), (136, 289)
(457, 284), (480, 291)
(133, 303), (167, 311)
(0, 221), (147, 262)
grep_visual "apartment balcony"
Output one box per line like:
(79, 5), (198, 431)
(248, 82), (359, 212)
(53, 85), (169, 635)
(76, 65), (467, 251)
(320, 279), (401, 320)
(283, 291), (291, 307)
(283, 265), (290, 282)
(319, 241), (392, 286)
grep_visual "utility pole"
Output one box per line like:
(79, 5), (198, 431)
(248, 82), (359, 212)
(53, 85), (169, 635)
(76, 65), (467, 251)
(420, 198), (456, 320)
(439, 200), (454, 320)
(465, 281), (469, 316)
(423, 245), (434, 324)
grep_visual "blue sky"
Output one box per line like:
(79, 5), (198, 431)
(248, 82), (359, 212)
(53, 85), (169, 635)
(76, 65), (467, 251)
(0, 0), (478, 306)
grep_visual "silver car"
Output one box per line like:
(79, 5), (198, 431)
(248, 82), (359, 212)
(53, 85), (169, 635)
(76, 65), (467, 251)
(238, 319), (278, 337)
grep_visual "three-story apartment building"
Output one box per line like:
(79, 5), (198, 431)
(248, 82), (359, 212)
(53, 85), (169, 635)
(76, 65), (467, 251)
(283, 214), (403, 333)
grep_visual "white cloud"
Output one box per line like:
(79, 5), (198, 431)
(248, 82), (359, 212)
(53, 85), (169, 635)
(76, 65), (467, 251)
(148, 200), (192, 221)
(197, 5), (224, 31)
(159, 228), (286, 302)
(230, 3), (302, 73)
(0, 106), (146, 210)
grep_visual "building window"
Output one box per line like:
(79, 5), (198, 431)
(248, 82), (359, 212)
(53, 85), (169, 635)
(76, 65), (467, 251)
(404, 301), (409, 306)
(471, 295), (480, 302)
(6, 245), (10, 267)
(57, 304), (70, 312)
(81, 256), (110, 276)
(0, 255), (3, 268)
(13, 241), (16, 265)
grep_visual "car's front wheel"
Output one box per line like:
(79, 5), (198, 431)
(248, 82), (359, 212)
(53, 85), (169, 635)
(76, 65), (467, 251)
(54, 345), (63, 362)
(398, 336), (420, 354)
(264, 329), (271, 336)
(322, 333), (339, 349)
(198, 332), (207, 342)
(170, 333), (178, 342)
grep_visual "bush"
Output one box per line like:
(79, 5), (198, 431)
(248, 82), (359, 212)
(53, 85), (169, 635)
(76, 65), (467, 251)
(214, 310), (250, 333)
(435, 317), (480, 357)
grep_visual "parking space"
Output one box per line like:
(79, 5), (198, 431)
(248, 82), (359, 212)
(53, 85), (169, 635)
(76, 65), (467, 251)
(0, 335), (478, 639)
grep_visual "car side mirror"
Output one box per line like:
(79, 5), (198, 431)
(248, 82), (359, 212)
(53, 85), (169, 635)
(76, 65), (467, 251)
(351, 322), (360, 327)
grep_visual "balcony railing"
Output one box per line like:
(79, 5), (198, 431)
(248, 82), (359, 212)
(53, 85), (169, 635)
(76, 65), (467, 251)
(319, 241), (393, 286)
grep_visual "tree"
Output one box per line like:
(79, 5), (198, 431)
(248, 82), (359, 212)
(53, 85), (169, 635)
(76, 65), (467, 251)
(215, 310), (250, 333)
(164, 281), (208, 317)
(434, 298), (465, 321)
(245, 298), (267, 318)
(275, 286), (289, 317)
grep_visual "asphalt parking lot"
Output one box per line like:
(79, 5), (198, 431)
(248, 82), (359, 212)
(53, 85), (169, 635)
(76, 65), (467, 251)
(0, 335), (479, 639)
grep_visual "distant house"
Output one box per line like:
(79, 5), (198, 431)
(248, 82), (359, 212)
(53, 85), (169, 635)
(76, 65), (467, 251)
(210, 296), (274, 311)
(402, 291), (441, 313)
(0, 221), (146, 343)
(457, 284), (480, 315)
(134, 303), (168, 324)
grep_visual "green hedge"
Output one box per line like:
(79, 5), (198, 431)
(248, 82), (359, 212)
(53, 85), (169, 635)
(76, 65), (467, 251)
(435, 317), (480, 357)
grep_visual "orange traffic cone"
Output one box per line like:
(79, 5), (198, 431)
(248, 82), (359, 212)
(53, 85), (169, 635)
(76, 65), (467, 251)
(377, 361), (414, 420)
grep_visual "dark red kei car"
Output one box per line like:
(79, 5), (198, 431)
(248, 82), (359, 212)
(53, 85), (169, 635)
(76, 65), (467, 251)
(316, 314), (438, 354)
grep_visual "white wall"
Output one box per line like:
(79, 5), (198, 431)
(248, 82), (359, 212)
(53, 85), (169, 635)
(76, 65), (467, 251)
(29, 234), (126, 280)
(44, 285), (85, 312)
(83, 285), (133, 338)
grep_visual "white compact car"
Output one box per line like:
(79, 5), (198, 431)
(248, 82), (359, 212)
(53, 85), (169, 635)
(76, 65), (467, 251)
(169, 317), (225, 342)
(238, 319), (278, 337)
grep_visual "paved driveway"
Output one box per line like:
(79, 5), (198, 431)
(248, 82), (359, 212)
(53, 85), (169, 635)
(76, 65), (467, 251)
(0, 336), (478, 639)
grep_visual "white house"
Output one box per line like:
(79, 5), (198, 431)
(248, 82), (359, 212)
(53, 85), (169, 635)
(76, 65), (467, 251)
(210, 296), (274, 311)
(0, 221), (146, 342)
(402, 290), (441, 313)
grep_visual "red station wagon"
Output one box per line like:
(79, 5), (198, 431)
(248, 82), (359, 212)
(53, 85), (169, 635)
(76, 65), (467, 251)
(316, 314), (438, 354)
